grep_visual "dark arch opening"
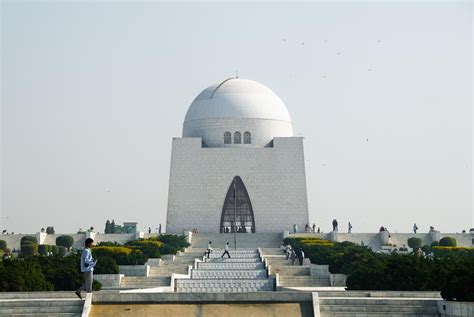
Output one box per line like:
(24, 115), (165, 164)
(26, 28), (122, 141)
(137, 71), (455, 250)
(220, 176), (256, 233)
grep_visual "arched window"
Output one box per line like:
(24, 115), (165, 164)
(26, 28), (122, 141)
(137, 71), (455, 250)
(234, 132), (241, 144)
(224, 132), (231, 144)
(244, 131), (251, 144)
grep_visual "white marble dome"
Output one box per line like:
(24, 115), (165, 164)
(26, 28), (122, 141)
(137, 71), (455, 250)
(183, 78), (293, 147)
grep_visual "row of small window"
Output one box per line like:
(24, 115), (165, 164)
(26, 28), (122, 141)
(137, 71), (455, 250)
(224, 131), (251, 144)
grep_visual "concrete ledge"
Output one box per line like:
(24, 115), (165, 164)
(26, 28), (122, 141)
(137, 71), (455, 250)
(93, 291), (313, 304)
(118, 265), (150, 277)
(329, 274), (347, 287)
(81, 293), (92, 317)
(312, 292), (320, 317)
(93, 274), (123, 288)
(438, 300), (474, 316)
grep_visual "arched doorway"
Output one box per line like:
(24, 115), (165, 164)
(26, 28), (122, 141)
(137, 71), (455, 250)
(220, 176), (256, 233)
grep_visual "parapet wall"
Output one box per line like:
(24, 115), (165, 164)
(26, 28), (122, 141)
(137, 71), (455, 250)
(290, 232), (474, 250)
(0, 233), (159, 250)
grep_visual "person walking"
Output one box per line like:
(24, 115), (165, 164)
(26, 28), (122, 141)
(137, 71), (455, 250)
(148, 227), (151, 234)
(75, 238), (97, 299)
(293, 224), (298, 233)
(348, 222), (352, 234)
(158, 224), (162, 235)
(285, 244), (292, 260)
(221, 242), (231, 258)
(300, 249), (305, 266)
(413, 223), (418, 234)
(312, 223), (316, 233)
(332, 219), (338, 231)
(290, 249), (297, 265)
(205, 241), (213, 258)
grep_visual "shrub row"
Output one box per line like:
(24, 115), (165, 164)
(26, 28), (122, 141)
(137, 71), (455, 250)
(284, 237), (474, 301)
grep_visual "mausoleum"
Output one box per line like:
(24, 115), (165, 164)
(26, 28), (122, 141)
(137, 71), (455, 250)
(166, 78), (310, 233)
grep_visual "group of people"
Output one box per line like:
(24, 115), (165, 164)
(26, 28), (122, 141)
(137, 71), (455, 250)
(205, 241), (231, 259)
(147, 224), (162, 235)
(293, 220), (353, 234)
(285, 244), (305, 265)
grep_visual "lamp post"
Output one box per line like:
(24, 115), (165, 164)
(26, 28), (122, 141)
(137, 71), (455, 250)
(233, 178), (237, 250)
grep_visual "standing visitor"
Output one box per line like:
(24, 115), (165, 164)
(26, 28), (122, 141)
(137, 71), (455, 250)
(205, 241), (213, 258)
(221, 242), (231, 258)
(312, 223), (316, 233)
(413, 223), (418, 234)
(148, 227), (151, 234)
(285, 244), (292, 260)
(332, 219), (338, 231)
(348, 222), (352, 234)
(158, 224), (162, 235)
(293, 224), (298, 233)
(75, 238), (97, 299)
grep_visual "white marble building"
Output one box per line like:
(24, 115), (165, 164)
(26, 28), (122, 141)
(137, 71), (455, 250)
(166, 78), (309, 233)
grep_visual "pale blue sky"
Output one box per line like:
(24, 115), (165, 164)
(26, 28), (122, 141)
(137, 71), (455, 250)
(1, 1), (472, 234)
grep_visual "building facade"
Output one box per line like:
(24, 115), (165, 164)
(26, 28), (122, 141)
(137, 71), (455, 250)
(166, 78), (310, 233)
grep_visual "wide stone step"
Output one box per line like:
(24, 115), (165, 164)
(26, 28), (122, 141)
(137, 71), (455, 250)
(320, 312), (439, 317)
(270, 266), (310, 276)
(279, 276), (330, 287)
(319, 299), (439, 306)
(190, 233), (282, 248)
(197, 262), (264, 270)
(0, 300), (82, 308)
(120, 277), (170, 288)
(0, 305), (83, 314)
(191, 270), (267, 279)
(205, 258), (260, 263)
(175, 278), (274, 293)
(0, 311), (82, 317)
(266, 258), (311, 266)
(207, 253), (259, 259)
(320, 304), (439, 313)
(0, 293), (78, 300)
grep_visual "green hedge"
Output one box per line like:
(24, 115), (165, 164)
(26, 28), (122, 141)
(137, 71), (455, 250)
(407, 237), (422, 250)
(439, 237), (457, 247)
(56, 235), (74, 249)
(21, 243), (38, 257)
(0, 240), (6, 251)
(20, 236), (37, 245)
(94, 256), (119, 274)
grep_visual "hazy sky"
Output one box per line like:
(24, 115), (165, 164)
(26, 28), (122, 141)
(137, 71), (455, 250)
(1, 1), (472, 234)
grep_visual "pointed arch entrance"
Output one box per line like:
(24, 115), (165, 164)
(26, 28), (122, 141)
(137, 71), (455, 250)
(220, 176), (256, 233)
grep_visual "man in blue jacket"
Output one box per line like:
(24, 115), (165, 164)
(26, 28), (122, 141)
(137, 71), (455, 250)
(75, 238), (97, 299)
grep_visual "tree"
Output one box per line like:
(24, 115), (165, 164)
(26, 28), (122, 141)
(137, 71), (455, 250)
(110, 220), (116, 234)
(439, 237), (457, 247)
(407, 237), (423, 250)
(56, 235), (74, 250)
(46, 226), (55, 234)
(105, 220), (111, 234)
(20, 236), (38, 258)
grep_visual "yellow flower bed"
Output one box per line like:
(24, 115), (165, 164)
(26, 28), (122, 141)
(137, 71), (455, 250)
(132, 240), (164, 248)
(298, 238), (334, 247)
(432, 246), (474, 251)
(92, 246), (132, 255)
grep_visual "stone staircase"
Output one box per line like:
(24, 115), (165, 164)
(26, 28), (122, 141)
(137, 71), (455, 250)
(118, 250), (203, 289)
(319, 297), (440, 316)
(175, 249), (275, 293)
(0, 292), (83, 317)
(261, 249), (332, 289)
(190, 233), (282, 249)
